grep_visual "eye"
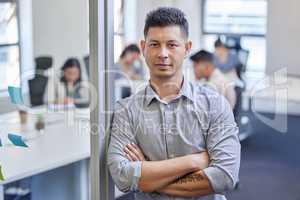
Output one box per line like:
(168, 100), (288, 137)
(149, 43), (158, 47)
(168, 43), (178, 48)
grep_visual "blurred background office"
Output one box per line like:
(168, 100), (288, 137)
(0, 0), (300, 200)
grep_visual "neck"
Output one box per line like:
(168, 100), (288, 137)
(206, 68), (215, 80)
(150, 73), (184, 102)
(67, 81), (75, 86)
(119, 59), (130, 69)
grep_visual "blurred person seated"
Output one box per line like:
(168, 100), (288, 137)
(191, 50), (236, 108)
(114, 44), (144, 80)
(213, 37), (240, 83)
(45, 58), (89, 106)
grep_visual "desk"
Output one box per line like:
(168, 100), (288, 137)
(0, 107), (90, 200)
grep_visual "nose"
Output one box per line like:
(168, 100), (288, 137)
(158, 46), (169, 60)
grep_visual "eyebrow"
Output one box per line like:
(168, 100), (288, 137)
(147, 39), (180, 43)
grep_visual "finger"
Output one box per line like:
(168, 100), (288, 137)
(125, 153), (133, 161)
(126, 144), (140, 156)
(128, 151), (139, 161)
(125, 150), (135, 161)
(126, 144), (143, 160)
(124, 147), (139, 161)
(132, 144), (147, 161)
(131, 143), (144, 156)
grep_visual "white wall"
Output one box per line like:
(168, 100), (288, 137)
(134, 0), (202, 50)
(131, 0), (202, 81)
(124, 0), (137, 44)
(32, 0), (89, 74)
(173, 0), (203, 51)
(266, 0), (300, 76)
(132, 0), (300, 78)
(19, 0), (34, 90)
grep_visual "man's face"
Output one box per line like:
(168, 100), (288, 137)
(140, 26), (191, 80)
(215, 45), (228, 57)
(193, 61), (210, 80)
(124, 52), (140, 66)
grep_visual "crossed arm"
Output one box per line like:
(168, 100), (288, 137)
(108, 99), (240, 198)
(124, 143), (214, 197)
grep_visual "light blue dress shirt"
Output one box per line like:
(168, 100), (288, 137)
(108, 79), (241, 200)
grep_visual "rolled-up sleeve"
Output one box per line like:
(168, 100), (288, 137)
(203, 95), (241, 194)
(107, 101), (142, 192)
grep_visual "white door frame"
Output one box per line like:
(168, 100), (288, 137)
(89, 0), (115, 199)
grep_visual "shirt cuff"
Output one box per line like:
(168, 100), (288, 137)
(203, 166), (234, 194)
(129, 161), (142, 191)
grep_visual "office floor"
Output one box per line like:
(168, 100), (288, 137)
(117, 113), (300, 200)
(227, 113), (300, 200)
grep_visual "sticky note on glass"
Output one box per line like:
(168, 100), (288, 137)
(8, 133), (28, 147)
(8, 86), (24, 105)
(0, 165), (4, 181)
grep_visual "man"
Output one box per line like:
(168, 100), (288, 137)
(213, 38), (239, 73)
(213, 38), (240, 83)
(108, 7), (240, 200)
(190, 50), (236, 108)
(114, 44), (144, 80)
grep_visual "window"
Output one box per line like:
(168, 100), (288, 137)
(0, 1), (20, 91)
(114, 0), (124, 63)
(202, 0), (267, 76)
(203, 0), (267, 36)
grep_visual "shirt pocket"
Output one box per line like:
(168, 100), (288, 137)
(134, 111), (166, 161)
(177, 110), (208, 153)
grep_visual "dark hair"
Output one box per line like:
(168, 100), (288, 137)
(60, 58), (82, 84)
(214, 37), (225, 48)
(144, 7), (189, 38)
(120, 44), (140, 59)
(190, 50), (214, 63)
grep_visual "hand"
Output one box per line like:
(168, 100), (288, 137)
(64, 97), (74, 105)
(124, 143), (146, 161)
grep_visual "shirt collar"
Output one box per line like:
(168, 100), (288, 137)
(145, 77), (194, 106)
(179, 77), (194, 102)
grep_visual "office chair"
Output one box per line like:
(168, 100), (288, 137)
(223, 35), (250, 79)
(236, 49), (250, 80)
(233, 49), (252, 141)
(28, 75), (48, 106)
(28, 56), (53, 106)
(234, 84), (253, 141)
(35, 56), (53, 70)
(225, 35), (241, 51)
(222, 36), (252, 140)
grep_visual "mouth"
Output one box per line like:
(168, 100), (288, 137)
(154, 63), (172, 69)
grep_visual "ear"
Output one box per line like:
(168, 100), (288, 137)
(140, 40), (146, 57)
(184, 41), (192, 58)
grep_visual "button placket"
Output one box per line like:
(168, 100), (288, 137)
(159, 103), (168, 159)
(165, 103), (175, 159)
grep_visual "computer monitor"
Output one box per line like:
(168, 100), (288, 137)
(114, 79), (132, 102)
(114, 79), (146, 102)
